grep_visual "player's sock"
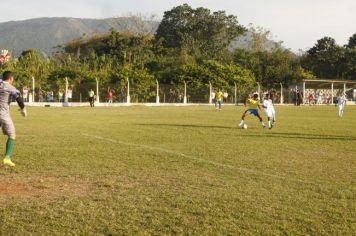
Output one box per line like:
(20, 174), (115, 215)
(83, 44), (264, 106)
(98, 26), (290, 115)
(5, 138), (16, 160)
(239, 120), (244, 127)
(261, 121), (265, 128)
(268, 121), (272, 129)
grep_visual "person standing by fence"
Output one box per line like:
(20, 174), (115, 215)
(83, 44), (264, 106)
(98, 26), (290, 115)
(67, 86), (73, 102)
(88, 89), (96, 107)
(107, 88), (114, 104)
(22, 87), (29, 102)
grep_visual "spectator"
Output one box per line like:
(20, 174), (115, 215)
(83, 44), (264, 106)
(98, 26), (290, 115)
(223, 92), (229, 103)
(107, 88), (114, 104)
(47, 91), (54, 102)
(88, 89), (95, 107)
(316, 93), (322, 105)
(67, 86), (73, 102)
(211, 91), (216, 104)
(295, 89), (301, 106)
(58, 90), (64, 102)
(308, 94), (314, 105)
(22, 87), (29, 102)
(326, 93), (331, 104)
(38, 88), (44, 102)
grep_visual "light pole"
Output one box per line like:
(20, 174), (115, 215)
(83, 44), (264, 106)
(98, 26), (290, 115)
(331, 82), (334, 105)
(95, 78), (100, 103)
(184, 81), (187, 104)
(65, 77), (69, 103)
(234, 82), (237, 105)
(156, 79), (160, 104)
(209, 82), (212, 104)
(32, 76), (35, 103)
(127, 78), (131, 104)
(303, 81), (306, 105)
(280, 83), (283, 104)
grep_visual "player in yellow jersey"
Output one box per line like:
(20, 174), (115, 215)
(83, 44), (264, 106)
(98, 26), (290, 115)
(215, 90), (224, 111)
(238, 93), (265, 128)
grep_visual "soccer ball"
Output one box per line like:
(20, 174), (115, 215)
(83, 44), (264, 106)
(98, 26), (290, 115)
(243, 124), (248, 129)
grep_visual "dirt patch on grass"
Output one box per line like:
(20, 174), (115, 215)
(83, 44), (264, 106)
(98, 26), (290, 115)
(0, 182), (32, 196)
(0, 176), (91, 200)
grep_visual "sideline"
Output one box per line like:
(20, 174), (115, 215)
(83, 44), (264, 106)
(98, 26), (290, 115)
(81, 133), (354, 192)
(19, 102), (305, 107)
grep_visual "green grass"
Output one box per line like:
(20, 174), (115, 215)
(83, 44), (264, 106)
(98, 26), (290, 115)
(0, 105), (355, 235)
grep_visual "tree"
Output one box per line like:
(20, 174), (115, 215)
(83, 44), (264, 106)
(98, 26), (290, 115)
(234, 48), (313, 87)
(301, 37), (346, 79)
(347, 33), (356, 49)
(155, 4), (246, 59)
(345, 33), (356, 79)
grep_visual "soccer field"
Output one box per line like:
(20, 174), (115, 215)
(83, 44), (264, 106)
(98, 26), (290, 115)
(0, 105), (355, 235)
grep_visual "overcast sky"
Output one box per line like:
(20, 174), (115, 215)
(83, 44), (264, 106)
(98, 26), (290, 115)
(1, 0), (355, 52)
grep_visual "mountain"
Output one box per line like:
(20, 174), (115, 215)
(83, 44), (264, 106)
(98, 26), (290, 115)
(0, 17), (281, 57)
(0, 17), (158, 56)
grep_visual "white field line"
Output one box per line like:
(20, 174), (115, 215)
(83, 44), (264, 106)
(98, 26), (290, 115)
(82, 133), (354, 191)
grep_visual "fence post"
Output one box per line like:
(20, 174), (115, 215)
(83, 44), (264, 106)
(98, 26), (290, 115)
(32, 76), (35, 103)
(303, 81), (306, 105)
(343, 83), (346, 96)
(257, 82), (261, 102)
(209, 82), (212, 104)
(156, 80), (160, 104)
(234, 82), (237, 105)
(65, 77), (69, 103)
(95, 78), (100, 103)
(280, 83), (284, 104)
(331, 82), (334, 105)
(184, 81), (187, 104)
(127, 78), (131, 104)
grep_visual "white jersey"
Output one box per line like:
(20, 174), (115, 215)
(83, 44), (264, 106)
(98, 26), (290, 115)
(263, 99), (274, 111)
(0, 80), (21, 115)
(337, 96), (345, 106)
(263, 99), (275, 118)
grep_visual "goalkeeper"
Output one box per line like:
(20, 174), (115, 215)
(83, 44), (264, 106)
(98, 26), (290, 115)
(0, 71), (27, 167)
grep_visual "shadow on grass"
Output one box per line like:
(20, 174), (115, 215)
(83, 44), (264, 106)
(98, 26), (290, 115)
(137, 123), (356, 141)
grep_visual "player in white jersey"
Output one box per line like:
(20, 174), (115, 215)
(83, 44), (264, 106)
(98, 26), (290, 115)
(262, 93), (276, 129)
(337, 93), (346, 117)
(0, 71), (27, 167)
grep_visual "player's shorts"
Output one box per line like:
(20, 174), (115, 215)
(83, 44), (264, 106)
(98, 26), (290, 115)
(0, 115), (15, 136)
(265, 109), (274, 118)
(246, 109), (259, 116)
(216, 99), (222, 105)
(338, 105), (344, 111)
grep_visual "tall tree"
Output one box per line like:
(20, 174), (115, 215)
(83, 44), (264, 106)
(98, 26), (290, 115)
(155, 4), (246, 59)
(347, 33), (356, 49)
(345, 33), (356, 79)
(302, 37), (346, 79)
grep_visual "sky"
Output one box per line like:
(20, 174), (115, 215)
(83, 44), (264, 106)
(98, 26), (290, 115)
(1, 0), (355, 52)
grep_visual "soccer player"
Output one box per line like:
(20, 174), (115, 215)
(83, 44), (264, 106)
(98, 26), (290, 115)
(239, 93), (265, 128)
(337, 92), (346, 117)
(88, 89), (96, 107)
(215, 89), (224, 111)
(0, 71), (27, 167)
(262, 93), (276, 129)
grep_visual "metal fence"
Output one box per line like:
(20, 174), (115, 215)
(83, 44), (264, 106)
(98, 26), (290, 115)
(19, 78), (356, 105)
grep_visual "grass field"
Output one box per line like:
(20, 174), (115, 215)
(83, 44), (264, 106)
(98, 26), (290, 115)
(0, 105), (355, 235)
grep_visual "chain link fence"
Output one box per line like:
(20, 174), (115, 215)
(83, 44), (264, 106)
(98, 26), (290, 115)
(19, 79), (356, 105)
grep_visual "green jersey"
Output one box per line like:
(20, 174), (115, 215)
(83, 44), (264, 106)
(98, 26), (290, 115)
(88, 91), (95, 98)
